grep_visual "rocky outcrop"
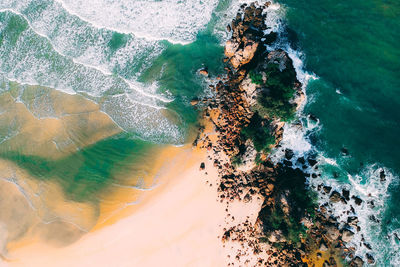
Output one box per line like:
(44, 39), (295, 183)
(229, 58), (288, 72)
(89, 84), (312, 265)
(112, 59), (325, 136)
(194, 1), (354, 266)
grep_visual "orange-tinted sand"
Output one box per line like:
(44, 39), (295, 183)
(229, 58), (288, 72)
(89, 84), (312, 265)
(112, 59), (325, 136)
(5, 145), (264, 266)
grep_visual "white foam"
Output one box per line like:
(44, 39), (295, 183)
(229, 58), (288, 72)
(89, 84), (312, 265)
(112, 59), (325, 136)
(55, 0), (220, 44)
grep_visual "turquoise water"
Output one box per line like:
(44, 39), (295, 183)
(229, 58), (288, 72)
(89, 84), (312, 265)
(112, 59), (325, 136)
(277, 0), (400, 264)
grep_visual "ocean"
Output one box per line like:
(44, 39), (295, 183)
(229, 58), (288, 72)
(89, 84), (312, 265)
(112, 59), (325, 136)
(0, 0), (399, 265)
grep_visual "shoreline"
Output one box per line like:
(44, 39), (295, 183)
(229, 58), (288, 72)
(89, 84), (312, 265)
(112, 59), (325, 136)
(6, 143), (264, 266)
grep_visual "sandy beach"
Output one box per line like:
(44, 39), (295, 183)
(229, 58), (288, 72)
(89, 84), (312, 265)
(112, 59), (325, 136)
(5, 144), (263, 267)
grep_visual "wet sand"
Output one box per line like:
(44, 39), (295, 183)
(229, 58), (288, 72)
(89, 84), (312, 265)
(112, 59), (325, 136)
(5, 145), (263, 266)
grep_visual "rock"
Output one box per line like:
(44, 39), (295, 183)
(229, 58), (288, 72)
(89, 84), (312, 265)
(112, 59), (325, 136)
(352, 195), (363, 205)
(230, 41), (259, 69)
(364, 242), (372, 250)
(308, 113), (318, 122)
(267, 50), (291, 71)
(323, 186), (332, 194)
(308, 158), (318, 167)
(350, 256), (364, 267)
(200, 162), (205, 170)
(342, 189), (350, 200)
(264, 31), (278, 45)
(319, 240), (328, 251)
(284, 149), (294, 160)
(380, 169), (386, 182)
(329, 191), (341, 203)
(366, 253), (375, 264)
(329, 257), (336, 265)
(225, 40), (239, 58)
(322, 260), (330, 267)
(297, 157), (306, 165)
(342, 229), (355, 242)
(347, 216), (359, 227)
(199, 68), (209, 76)
(316, 252), (322, 259)
(326, 226), (340, 242)
(268, 230), (285, 243)
(190, 98), (199, 105)
(341, 147), (349, 156)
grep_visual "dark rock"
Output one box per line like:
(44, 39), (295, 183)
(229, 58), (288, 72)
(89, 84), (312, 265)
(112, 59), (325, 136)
(200, 162), (205, 170)
(308, 113), (318, 122)
(342, 189), (350, 200)
(311, 173), (318, 178)
(341, 147), (349, 156)
(264, 31), (278, 45)
(366, 253), (375, 264)
(319, 240), (328, 251)
(369, 215), (379, 223)
(323, 186), (332, 194)
(380, 169), (386, 182)
(350, 256), (364, 267)
(342, 229), (354, 242)
(329, 191), (341, 203)
(284, 149), (294, 160)
(364, 242), (372, 250)
(347, 216), (359, 227)
(283, 160), (293, 167)
(308, 158), (318, 167)
(352, 196), (363, 205)
(297, 157), (306, 165)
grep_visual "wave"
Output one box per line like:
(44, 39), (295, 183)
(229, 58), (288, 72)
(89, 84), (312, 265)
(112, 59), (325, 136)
(55, 0), (220, 44)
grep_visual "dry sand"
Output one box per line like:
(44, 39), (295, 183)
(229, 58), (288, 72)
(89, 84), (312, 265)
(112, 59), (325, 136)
(4, 145), (263, 267)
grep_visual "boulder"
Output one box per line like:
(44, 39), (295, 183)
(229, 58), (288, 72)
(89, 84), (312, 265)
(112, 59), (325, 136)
(352, 195), (363, 205)
(342, 229), (355, 242)
(225, 40), (239, 58)
(267, 49), (291, 71)
(350, 256), (364, 267)
(230, 41), (259, 69)
(342, 189), (350, 200)
(326, 225), (340, 241)
(329, 191), (341, 203)
(380, 169), (386, 182)
(366, 253), (375, 264)
(199, 68), (209, 76)
(200, 162), (205, 170)
(323, 186), (332, 194)
(190, 98), (199, 105)
(319, 240), (328, 251)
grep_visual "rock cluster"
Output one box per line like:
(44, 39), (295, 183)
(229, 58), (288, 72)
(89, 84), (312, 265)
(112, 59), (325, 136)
(194, 1), (364, 266)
